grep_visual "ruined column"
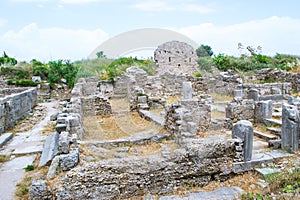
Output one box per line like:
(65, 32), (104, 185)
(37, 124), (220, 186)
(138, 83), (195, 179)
(254, 100), (273, 123)
(248, 89), (259, 101)
(281, 104), (299, 153)
(182, 82), (193, 100)
(232, 120), (253, 161)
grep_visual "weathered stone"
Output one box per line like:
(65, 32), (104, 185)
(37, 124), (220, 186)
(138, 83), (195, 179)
(59, 149), (79, 171)
(29, 180), (49, 200)
(46, 156), (60, 179)
(182, 82), (193, 100)
(159, 186), (244, 200)
(50, 112), (59, 121)
(32, 76), (42, 83)
(154, 41), (198, 76)
(281, 104), (299, 153)
(54, 137), (238, 199)
(39, 132), (59, 167)
(58, 131), (69, 154)
(56, 123), (67, 133)
(255, 168), (281, 178)
(248, 89), (259, 101)
(254, 100), (273, 123)
(268, 139), (281, 149)
(232, 120), (253, 161)
(0, 132), (13, 148)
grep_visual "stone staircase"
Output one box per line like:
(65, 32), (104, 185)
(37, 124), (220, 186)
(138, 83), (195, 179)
(253, 104), (283, 148)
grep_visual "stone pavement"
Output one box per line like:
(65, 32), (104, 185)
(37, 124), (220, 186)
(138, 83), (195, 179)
(0, 101), (58, 200)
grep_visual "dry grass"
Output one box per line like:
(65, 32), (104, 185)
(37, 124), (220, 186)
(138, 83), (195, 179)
(110, 98), (130, 111)
(83, 115), (129, 140)
(166, 95), (180, 104)
(0, 154), (11, 163)
(15, 156), (49, 200)
(210, 93), (232, 102)
(211, 109), (226, 118)
(41, 121), (56, 136)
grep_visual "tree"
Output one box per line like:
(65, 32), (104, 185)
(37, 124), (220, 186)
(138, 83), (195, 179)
(196, 45), (213, 57)
(96, 51), (106, 58)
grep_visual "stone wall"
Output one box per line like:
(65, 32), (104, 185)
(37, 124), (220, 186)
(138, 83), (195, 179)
(0, 88), (37, 133)
(154, 41), (198, 76)
(237, 82), (291, 97)
(226, 99), (255, 122)
(165, 99), (211, 141)
(53, 136), (239, 200)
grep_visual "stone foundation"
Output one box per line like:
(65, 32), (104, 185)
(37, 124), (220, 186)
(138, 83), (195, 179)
(0, 87), (37, 133)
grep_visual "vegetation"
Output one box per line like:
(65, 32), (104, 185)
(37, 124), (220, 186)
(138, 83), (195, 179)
(196, 45), (214, 57)
(24, 164), (34, 171)
(212, 53), (299, 72)
(0, 52), (17, 66)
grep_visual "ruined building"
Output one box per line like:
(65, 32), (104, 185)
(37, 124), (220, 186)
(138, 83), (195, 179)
(154, 41), (198, 75)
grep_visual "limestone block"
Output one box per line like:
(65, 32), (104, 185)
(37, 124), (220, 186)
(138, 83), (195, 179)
(39, 132), (59, 166)
(29, 180), (49, 200)
(60, 149), (79, 171)
(232, 120), (253, 161)
(58, 131), (70, 154)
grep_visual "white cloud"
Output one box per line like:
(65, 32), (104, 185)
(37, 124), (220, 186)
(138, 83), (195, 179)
(132, 1), (214, 13)
(0, 18), (7, 27)
(178, 16), (300, 56)
(11, 0), (48, 2)
(0, 23), (109, 61)
(60, 0), (101, 4)
(182, 4), (215, 14)
(132, 1), (174, 12)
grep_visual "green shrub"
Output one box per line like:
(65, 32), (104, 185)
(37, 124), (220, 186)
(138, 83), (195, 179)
(15, 80), (38, 87)
(197, 56), (214, 72)
(0, 67), (30, 79)
(194, 72), (202, 77)
(24, 165), (34, 171)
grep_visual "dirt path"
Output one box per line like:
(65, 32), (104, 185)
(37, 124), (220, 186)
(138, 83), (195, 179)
(0, 101), (58, 200)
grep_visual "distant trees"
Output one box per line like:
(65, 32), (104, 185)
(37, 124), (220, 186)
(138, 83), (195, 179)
(96, 51), (106, 58)
(0, 51), (17, 66)
(196, 45), (214, 57)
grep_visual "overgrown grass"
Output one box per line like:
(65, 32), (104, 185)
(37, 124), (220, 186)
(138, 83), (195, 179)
(0, 154), (11, 163)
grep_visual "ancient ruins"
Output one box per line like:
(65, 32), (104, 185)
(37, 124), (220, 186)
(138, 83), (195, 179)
(0, 41), (299, 199)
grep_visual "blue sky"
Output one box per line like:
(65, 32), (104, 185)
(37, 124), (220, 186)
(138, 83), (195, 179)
(0, 0), (300, 61)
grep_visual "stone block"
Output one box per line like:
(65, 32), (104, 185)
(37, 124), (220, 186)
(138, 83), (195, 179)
(29, 180), (49, 200)
(58, 131), (70, 154)
(60, 149), (79, 171)
(232, 120), (253, 161)
(182, 82), (193, 100)
(39, 132), (59, 167)
(46, 156), (60, 179)
(281, 104), (299, 153)
(254, 100), (273, 123)
(0, 132), (13, 148)
(56, 124), (67, 133)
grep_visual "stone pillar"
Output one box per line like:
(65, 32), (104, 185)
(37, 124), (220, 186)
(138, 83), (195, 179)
(248, 89), (259, 101)
(182, 82), (193, 100)
(281, 104), (299, 153)
(232, 120), (253, 161)
(254, 100), (273, 123)
(233, 89), (245, 99)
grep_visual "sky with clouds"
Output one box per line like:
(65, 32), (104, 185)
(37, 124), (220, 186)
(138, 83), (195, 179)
(0, 0), (300, 61)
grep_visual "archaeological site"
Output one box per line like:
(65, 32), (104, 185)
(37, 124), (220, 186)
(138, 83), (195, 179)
(0, 40), (300, 200)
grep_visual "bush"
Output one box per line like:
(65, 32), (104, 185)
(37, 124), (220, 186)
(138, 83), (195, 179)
(15, 80), (38, 87)
(194, 72), (202, 77)
(197, 56), (214, 72)
(0, 67), (30, 79)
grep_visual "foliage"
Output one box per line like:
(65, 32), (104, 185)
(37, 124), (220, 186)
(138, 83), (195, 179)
(48, 60), (79, 87)
(106, 57), (155, 79)
(96, 51), (106, 58)
(31, 59), (49, 80)
(0, 52), (17, 66)
(197, 56), (214, 72)
(196, 45), (214, 57)
(241, 192), (263, 200)
(24, 164), (34, 171)
(0, 66), (30, 79)
(15, 79), (38, 87)
(212, 53), (299, 72)
(194, 72), (202, 77)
